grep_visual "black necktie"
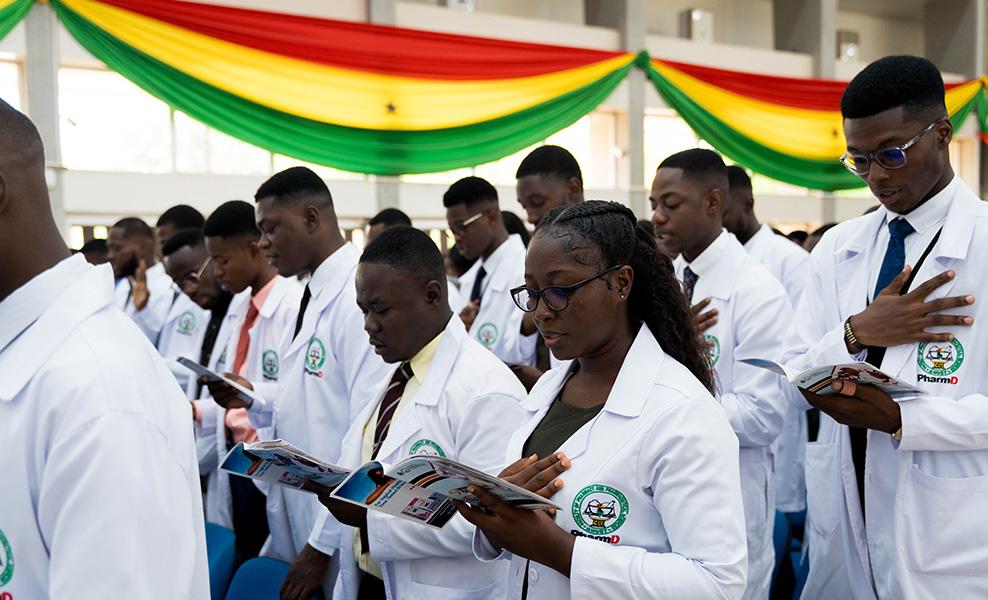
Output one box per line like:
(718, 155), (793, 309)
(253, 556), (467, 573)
(292, 285), (311, 341)
(470, 266), (487, 304)
(682, 267), (699, 305)
(852, 218), (915, 514)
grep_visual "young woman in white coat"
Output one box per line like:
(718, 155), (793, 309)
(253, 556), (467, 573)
(457, 200), (748, 599)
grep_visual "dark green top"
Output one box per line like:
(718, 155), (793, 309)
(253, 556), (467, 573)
(522, 396), (604, 459)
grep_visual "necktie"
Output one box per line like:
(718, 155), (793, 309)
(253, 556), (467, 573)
(470, 266), (487, 304)
(371, 362), (414, 460)
(851, 217), (915, 515)
(874, 218), (916, 297)
(232, 301), (260, 375)
(682, 267), (699, 305)
(292, 285), (311, 341)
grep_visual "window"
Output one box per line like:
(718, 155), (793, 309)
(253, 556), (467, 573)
(59, 68), (173, 172)
(0, 60), (21, 110)
(643, 111), (699, 181)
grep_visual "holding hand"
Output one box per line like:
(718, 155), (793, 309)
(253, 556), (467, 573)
(305, 480), (367, 529)
(459, 300), (481, 331)
(800, 379), (901, 434)
(281, 543), (330, 600)
(201, 372), (253, 409)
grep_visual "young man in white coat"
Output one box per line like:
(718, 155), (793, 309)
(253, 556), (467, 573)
(652, 149), (792, 600)
(209, 167), (392, 600)
(200, 199), (302, 560)
(445, 176), (535, 368)
(514, 144), (585, 227)
(724, 165), (811, 517)
(108, 216), (175, 341)
(0, 102), (208, 597)
(312, 227), (527, 599)
(785, 55), (987, 600)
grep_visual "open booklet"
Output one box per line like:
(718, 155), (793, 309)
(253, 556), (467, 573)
(740, 358), (926, 401)
(176, 356), (260, 408)
(220, 440), (560, 530)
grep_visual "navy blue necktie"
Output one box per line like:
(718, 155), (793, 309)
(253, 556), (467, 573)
(682, 267), (699, 305)
(470, 266), (487, 304)
(874, 218), (915, 297)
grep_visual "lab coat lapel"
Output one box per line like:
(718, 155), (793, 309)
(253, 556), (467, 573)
(376, 318), (464, 462)
(0, 264), (114, 401)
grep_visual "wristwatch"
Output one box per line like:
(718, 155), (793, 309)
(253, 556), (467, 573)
(843, 316), (864, 354)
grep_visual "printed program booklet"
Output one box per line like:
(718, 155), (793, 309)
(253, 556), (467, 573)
(177, 357), (261, 408)
(740, 358), (926, 401)
(220, 440), (560, 529)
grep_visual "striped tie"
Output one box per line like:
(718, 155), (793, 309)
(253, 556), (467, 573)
(371, 362), (414, 459)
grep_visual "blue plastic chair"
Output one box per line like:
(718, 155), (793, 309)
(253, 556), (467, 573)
(225, 557), (292, 600)
(770, 510), (792, 596)
(205, 523), (237, 600)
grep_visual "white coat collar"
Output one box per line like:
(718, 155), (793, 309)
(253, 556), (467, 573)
(743, 223), (775, 252)
(481, 234), (525, 293)
(260, 276), (295, 319)
(284, 244), (358, 358)
(675, 231), (746, 301)
(0, 257), (115, 401)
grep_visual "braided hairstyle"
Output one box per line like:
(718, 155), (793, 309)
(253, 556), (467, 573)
(536, 200), (714, 392)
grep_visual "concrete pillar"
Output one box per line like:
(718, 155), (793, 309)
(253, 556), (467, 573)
(25, 2), (67, 238)
(367, 0), (400, 212)
(585, 0), (647, 216)
(773, 0), (836, 78)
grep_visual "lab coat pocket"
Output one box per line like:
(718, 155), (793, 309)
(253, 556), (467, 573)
(404, 578), (503, 600)
(901, 464), (988, 576)
(804, 442), (840, 538)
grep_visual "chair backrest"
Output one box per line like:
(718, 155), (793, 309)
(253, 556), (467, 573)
(225, 557), (293, 600)
(205, 523), (237, 600)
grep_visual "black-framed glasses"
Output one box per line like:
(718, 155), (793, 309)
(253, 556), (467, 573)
(448, 211), (487, 235)
(839, 120), (941, 176)
(181, 257), (213, 290)
(510, 265), (623, 313)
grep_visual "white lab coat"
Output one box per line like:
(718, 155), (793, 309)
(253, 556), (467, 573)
(246, 245), (392, 581)
(674, 231), (791, 600)
(116, 261), (177, 343)
(744, 224), (811, 514)
(457, 234), (536, 366)
(785, 179), (988, 600)
(332, 316), (526, 600)
(473, 325), (747, 599)
(158, 289), (211, 391)
(199, 278), (300, 527)
(0, 255), (209, 599)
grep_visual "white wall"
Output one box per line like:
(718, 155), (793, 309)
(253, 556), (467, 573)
(644, 0), (775, 49)
(836, 9), (925, 64)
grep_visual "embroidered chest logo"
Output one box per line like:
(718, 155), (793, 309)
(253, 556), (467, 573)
(917, 339), (964, 384)
(571, 484), (628, 543)
(702, 334), (720, 368)
(262, 349), (280, 380)
(409, 439), (446, 457)
(476, 322), (499, 348)
(176, 311), (197, 335)
(304, 338), (326, 374)
(0, 527), (14, 587)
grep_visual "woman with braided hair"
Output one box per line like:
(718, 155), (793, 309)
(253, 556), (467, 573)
(456, 200), (747, 599)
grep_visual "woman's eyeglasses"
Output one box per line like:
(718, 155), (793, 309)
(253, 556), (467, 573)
(510, 265), (623, 313)
(839, 120), (941, 176)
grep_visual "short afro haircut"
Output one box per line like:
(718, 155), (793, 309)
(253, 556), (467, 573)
(79, 238), (108, 255)
(368, 208), (412, 228)
(112, 217), (154, 240)
(442, 176), (498, 209)
(204, 200), (260, 239)
(156, 205), (204, 231)
(841, 55), (946, 121)
(162, 228), (205, 257)
(255, 166), (332, 206)
(658, 148), (729, 188)
(726, 165), (752, 192)
(360, 226), (446, 285)
(515, 145), (583, 186)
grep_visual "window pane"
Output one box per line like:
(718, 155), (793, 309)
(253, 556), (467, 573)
(173, 111), (209, 173)
(644, 111), (699, 181)
(400, 167), (474, 185)
(473, 144), (539, 187)
(59, 68), (173, 173)
(272, 154), (366, 181)
(0, 61), (20, 110)
(206, 127), (271, 175)
(546, 113), (616, 189)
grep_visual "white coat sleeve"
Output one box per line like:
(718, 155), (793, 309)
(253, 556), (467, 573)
(717, 289), (791, 448)
(245, 380), (279, 430)
(196, 398), (220, 475)
(897, 392), (988, 451)
(308, 307), (393, 555)
(781, 248), (810, 309)
(40, 411), (206, 599)
(367, 392), (527, 562)
(569, 396), (747, 600)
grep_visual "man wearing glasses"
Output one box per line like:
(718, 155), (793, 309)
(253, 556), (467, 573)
(444, 176), (535, 368)
(160, 228), (235, 395)
(786, 55), (985, 599)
